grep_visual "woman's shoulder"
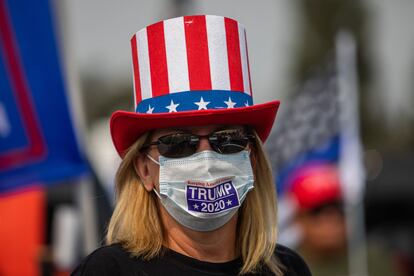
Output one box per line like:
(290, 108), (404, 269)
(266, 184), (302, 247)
(274, 244), (312, 276)
(71, 244), (144, 276)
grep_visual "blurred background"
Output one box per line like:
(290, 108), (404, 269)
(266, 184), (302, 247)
(1, 0), (413, 275)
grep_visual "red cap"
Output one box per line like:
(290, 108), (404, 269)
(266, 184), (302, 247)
(289, 163), (342, 210)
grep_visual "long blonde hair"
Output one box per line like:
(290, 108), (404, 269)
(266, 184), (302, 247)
(107, 130), (283, 275)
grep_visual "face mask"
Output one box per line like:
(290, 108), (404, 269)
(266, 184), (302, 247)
(147, 150), (254, 232)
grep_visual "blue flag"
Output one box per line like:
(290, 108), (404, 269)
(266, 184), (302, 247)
(0, 0), (88, 192)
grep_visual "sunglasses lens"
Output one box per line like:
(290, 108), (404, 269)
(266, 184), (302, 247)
(157, 133), (198, 158)
(153, 129), (252, 158)
(210, 129), (250, 154)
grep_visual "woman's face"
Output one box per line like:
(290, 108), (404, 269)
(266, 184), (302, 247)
(136, 124), (249, 192)
(135, 124), (254, 234)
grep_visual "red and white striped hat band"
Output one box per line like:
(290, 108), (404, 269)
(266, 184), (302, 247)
(131, 15), (254, 114)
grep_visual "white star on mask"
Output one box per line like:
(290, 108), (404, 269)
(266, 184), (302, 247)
(226, 199), (232, 206)
(193, 203), (199, 209)
(166, 100), (179, 113)
(224, 97), (236, 108)
(194, 97), (210, 110)
(146, 105), (154, 114)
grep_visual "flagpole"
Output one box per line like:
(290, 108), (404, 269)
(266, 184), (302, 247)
(336, 30), (369, 276)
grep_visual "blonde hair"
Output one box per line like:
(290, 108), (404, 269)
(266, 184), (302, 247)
(107, 130), (283, 275)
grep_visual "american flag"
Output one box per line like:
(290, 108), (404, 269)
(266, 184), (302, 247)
(266, 63), (340, 195)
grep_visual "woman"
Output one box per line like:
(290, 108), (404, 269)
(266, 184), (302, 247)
(73, 15), (311, 276)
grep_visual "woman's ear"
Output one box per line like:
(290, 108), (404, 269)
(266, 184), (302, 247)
(135, 153), (155, 192)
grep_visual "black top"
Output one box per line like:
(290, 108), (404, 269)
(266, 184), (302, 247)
(72, 243), (311, 276)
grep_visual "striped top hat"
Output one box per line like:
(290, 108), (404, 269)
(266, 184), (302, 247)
(110, 15), (280, 157)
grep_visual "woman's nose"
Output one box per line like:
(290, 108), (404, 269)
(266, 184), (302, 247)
(197, 137), (213, 152)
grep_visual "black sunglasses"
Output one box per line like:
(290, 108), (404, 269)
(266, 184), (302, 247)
(142, 128), (255, 158)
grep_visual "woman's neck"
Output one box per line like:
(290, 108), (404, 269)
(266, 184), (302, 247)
(160, 208), (239, 263)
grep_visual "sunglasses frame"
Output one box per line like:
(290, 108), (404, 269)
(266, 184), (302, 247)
(141, 127), (256, 158)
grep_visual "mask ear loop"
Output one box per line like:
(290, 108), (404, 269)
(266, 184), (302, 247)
(152, 187), (162, 199)
(146, 154), (160, 165)
(144, 154), (163, 199)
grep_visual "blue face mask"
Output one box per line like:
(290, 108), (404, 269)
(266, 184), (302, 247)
(147, 150), (254, 232)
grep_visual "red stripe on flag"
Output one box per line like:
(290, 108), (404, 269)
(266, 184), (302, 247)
(244, 30), (253, 95)
(147, 22), (169, 97)
(225, 18), (244, 92)
(130, 34), (142, 103)
(184, 15), (211, 90)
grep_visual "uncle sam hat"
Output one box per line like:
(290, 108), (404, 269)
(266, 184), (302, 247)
(110, 15), (280, 157)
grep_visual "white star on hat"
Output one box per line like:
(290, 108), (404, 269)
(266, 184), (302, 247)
(244, 101), (250, 107)
(166, 100), (179, 113)
(224, 97), (236, 108)
(194, 97), (210, 110)
(146, 105), (154, 114)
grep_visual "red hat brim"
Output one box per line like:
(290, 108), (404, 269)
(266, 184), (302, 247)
(110, 100), (280, 157)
